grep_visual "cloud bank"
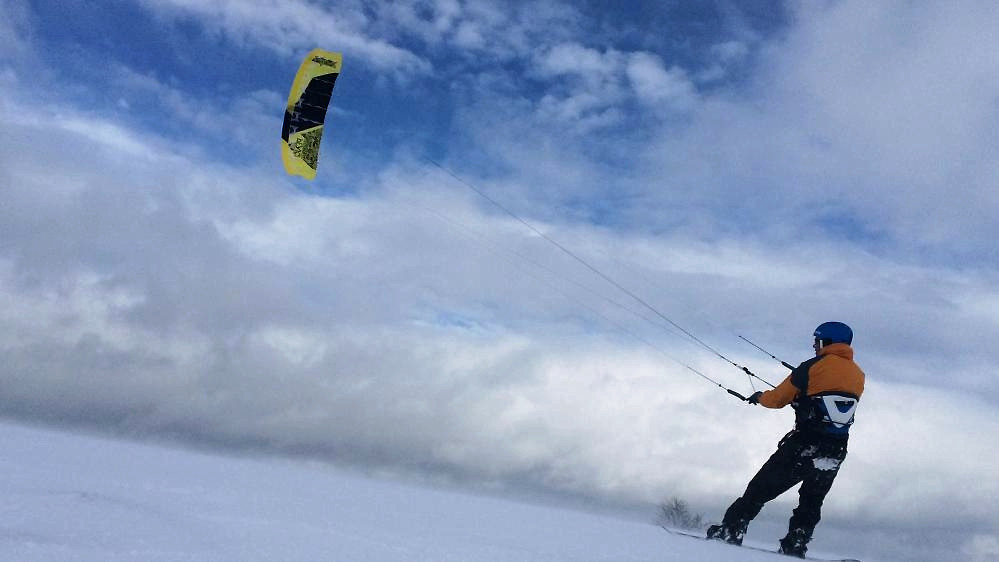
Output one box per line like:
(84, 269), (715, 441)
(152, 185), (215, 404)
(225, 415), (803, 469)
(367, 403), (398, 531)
(2, 2), (998, 561)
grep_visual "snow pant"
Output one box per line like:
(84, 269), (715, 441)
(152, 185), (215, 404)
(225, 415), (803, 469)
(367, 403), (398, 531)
(720, 430), (848, 543)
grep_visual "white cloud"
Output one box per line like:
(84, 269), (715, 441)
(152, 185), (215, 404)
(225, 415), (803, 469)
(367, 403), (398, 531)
(3, 3), (999, 561)
(138, 0), (582, 78)
(711, 40), (749, 63)
(526, 43), (700, 130)
(697, 40), (750, 82)
(141, 0), (430, 75)
(840, 382), (999, 519)
(60, 116), (163, 161)
(626, 52), (697, 111)
(534, 43), (619, 80)
(963, 534), (999, 562)
(0, 0), (30, 58)
(110, 63), (282, 151)
(444, 1), (582, 61)
(733, 0), (999, 250)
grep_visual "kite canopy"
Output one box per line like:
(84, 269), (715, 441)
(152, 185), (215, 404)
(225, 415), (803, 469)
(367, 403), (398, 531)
(281, 49), (341, 180)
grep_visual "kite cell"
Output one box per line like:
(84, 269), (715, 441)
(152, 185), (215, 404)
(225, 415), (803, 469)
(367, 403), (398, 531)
(281, 49), (342, 180)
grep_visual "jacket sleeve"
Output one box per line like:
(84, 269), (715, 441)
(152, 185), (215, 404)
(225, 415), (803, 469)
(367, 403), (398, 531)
(758, 374), (799, 409)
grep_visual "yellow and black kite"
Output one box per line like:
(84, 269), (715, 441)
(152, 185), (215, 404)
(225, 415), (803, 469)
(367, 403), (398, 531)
(281, 49), (342, 180)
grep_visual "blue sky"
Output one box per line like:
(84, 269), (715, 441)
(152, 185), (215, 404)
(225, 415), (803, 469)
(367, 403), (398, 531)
(2, 2), (999, 562)
(21, 1), (789, 198)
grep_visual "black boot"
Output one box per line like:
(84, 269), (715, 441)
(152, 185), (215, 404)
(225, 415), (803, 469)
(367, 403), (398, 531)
(706, 520), (748, 546)
(778, 528), (810, 558)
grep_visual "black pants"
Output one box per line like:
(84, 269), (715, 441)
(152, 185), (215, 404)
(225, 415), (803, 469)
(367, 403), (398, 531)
(722, 430), (848, 541)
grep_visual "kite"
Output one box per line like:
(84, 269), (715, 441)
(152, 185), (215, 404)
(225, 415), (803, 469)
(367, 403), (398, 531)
(281, 49), (342, 179)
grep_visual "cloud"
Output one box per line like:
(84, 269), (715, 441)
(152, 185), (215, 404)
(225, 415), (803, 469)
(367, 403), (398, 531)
(3, 2), (999, 562)
(108, 63), (283, 152)
(137, 0), (584, 80)
(3, 77), (997, 480)
(625, 52), (697, 110)
(528, 43), (628, 129)
(528, 43), (699, 128)
(140, 0), (430, 75)
(0, 0), (31, 58)
(534, 42), (617, 79)
(696, 0), (999, 254)
(963, 534), (999, 562)
(426, 1), (584, 61)
(696, 41), (751, 82)
(711, 40), (750, 63)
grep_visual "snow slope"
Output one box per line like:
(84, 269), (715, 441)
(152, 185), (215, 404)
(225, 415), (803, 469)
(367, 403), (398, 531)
(0, 421), (856, 562)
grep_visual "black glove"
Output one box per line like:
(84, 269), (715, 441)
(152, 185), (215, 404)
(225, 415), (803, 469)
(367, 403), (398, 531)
(747, 391), (763, 405)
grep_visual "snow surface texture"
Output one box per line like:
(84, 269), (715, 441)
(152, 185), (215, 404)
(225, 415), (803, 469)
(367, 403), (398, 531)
(1, 421), (856, 562)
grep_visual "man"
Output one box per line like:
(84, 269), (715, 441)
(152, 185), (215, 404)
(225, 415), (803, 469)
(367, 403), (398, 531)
(706, 321), (865, 558)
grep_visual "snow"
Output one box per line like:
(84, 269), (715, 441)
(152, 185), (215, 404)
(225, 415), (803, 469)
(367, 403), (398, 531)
(811, 457), (841, 472)
(0, 421), (852, 562)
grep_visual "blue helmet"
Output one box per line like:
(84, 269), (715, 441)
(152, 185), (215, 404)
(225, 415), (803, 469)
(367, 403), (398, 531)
(814, 321), (853, 345)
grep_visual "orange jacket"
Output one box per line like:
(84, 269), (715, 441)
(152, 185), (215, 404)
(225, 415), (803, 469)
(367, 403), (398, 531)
(758, 343), (865, 409)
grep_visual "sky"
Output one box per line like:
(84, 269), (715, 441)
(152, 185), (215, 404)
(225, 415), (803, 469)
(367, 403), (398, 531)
(1, 1), (998, 561)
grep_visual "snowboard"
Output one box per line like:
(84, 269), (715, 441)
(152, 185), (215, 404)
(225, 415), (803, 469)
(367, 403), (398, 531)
(663, 527), (861, 562)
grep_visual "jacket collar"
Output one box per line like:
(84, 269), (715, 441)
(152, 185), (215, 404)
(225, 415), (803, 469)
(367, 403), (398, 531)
(819, 342), (853, 360)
